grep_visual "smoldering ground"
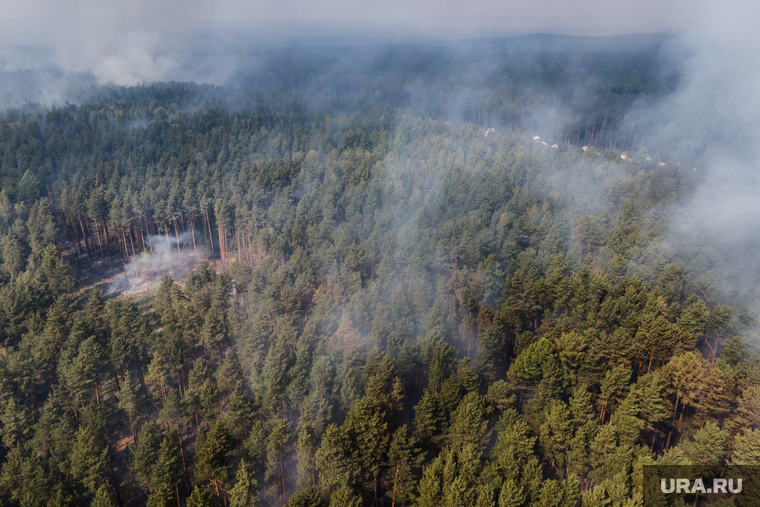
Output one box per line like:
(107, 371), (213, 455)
(107, 231), (208, 295)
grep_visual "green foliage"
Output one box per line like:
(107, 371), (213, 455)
(287, 489), (327, 507)
(448, 392), (491, 450)
(0, 75), (754, 507)
(386, 426), (424, 506)
(229, 460), (259, 507)
(509, 338), (557, 382)
(195, 421), (233, 491)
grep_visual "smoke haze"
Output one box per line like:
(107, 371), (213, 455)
(3, 0), (759, 320)
(0, 0), (688, 93)
(107, 231), (208, 295)
(616, 0), (760, 316)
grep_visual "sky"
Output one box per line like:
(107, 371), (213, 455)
(0, 0), (699, 85)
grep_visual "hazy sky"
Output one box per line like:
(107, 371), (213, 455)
(0, 0), (701, 85)
(0, 0), (755, 88)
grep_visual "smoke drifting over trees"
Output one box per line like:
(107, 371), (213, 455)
(1, 1), (760, 507)
(107, 231), (208, 295)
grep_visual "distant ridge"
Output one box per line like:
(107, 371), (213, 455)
(495, 32), (675, 52)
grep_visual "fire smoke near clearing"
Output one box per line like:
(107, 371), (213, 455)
(107, 231), (208, 295)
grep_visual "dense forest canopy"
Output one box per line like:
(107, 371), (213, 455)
(0, 37), (758, 507)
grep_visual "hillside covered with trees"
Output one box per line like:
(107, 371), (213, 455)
(0, 44), (757, 507)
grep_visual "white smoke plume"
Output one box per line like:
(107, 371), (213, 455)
(107, 231), (208, 295)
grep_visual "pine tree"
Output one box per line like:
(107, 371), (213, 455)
(386, 426), (424, 507)
(286, 489), (327, 507)
(413, 390), (445, 445)
(597, 365), (631, 423)
(492, 412), (536, 480)
(160, 388), (185, 429)
(569, 384), (594, 427)
(315, 424), (351, 492)
(217, 350), (244, 395)
(200, 379), (221, 426)
(536, 479), (564, 507)
(448, 392), (491, 451)
(144, 431), (183, 507)
(147, 351), (169, 401)
(663, 352), (706, 423)
(296, 419), (318, 491)
(539, 400), (573, 469)
(634, 315), (693, 373)
(71, 404), (109, 495)
(695, 365), (733, 423)
(146, 484), (175, 507)
(329, 485), (362, 507)
(727, 385), (760, 432)
(0, 397), (31, 449)
(520, 455), (544, 506)
(590, 424), (617, 471)
(195, 421), (233, 506)
(187, 485), (213, 507)
(266, 418), (291, 503)
(229, 460), (259, 507)
(731, 428), (760, 465)
(156, 276), (175, 315)
(563, 475), (581, 507)
(485, 380), (515, 415)
(92, 484), (118, 507)
(72, 336), (106, 406)
(343, 396), (390, 501)
(117, 371), (145, 443)
(132, 420), (163, 491)
(679, 422), (727, 465)
(226, 382), (255, 440)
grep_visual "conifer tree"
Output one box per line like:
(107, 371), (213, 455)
(200, 379), (222, 427)
(679, 422), (727, 466)
(147, 351), (169, 401)
(286, 489), (327, 507)
(386, 425), (424, 507)
(266, 418), (291, 503)
(315, 423), (351, 493)
(228, 460), (259, 507)
(149, 428), (183, 507)
(539, 400), (573, 469)
(329, 485), (362, 507)
(296, 419), (318, 491)
(499, 478), (525, 507)
(217, 350), (244, 395)
(195, 421), (233, 506)
(732, 428), (760, 465)
(187, 485), (213, 507)
(117, 371), (145, 443)
(597, 365), (631, 423)
(448, 392), (491, 451)
(226, 382), (255, 440)
(71, 404), (109, 495)
(132, 420), (163, 491)
(92, 484), (118, 507)
(0, 397), (30, 449)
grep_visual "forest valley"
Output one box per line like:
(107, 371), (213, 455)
(0, 55), (758, 507)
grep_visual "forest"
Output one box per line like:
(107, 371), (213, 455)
(0, 39), (758, 507)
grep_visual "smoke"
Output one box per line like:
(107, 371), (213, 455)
(0, 0), (689, 99)
(106, 231), (208, 295)
(610, 0), (760, 327)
